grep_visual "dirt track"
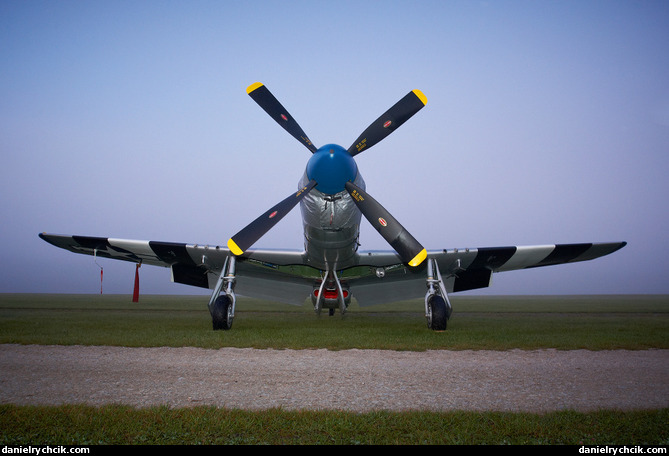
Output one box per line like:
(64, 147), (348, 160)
(1, 345), (667, 412)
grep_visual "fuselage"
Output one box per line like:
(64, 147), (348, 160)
(299, 144), (364, 271)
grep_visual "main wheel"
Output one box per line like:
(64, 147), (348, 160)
(211, 295), (233, 330)
(427, 295), (448, 331)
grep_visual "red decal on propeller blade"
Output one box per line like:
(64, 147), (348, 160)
(383, 120), (392, 128)
(269, 211), (278, 218)
(378, 217), (387, 227)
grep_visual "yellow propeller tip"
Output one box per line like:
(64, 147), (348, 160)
(408, 248), (427, 267)
(412, 89), (427, 105)
(227, 238), (244, 256)
(246, 82), (264, 94)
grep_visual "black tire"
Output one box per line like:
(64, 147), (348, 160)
(427, 295), (448, 331)
(211, 295), (233, 330)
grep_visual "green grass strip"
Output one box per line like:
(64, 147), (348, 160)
(1, 294), (668, 350)
(1, 405), (667, 445)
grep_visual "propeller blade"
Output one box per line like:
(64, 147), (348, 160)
(347, 89), (427, 156)
(345, 181), (427, 267)
(227, 180), (317, 256)
(246, 82), (318, 153)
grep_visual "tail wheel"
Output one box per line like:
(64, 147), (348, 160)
(211, 295), (233, 330)
(427, 295), (448, 331)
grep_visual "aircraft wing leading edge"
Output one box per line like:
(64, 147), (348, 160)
(38, 233), (314, 305)
(350, 242), (627, 305)
(39, 233), (626, 306)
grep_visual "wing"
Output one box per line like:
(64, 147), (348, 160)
(40, 234), (626, 307)
(39, 233), (319, 305)
(347, 242), (627, 306)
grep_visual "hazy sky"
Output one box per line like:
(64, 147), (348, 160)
(2, 0), (668, 297)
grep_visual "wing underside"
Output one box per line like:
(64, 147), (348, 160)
(39, 233), (315, 305)
(39, 233), (625, 306)
(350, 242), (627, 305)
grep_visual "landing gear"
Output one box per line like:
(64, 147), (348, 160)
(211, 294), (233, 330)
(312, 265), (349, 316)
(427, 295), (448, 331)
(425, 258), (452, 331)
(208, 256), (237, 330)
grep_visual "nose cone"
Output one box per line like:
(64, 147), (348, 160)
(306, 144), (358, 194)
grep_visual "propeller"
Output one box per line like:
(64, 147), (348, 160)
(227, 180), (317, 256)
(228, 83), (428, 267)
(347, 89), (427, 156)
(345, 181), (427, 267)
(246, 82), (317, 153)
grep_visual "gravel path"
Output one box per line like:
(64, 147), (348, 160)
(1, 345), (667, 413)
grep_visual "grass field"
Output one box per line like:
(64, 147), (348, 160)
(1, 405), (667, 445)
(1, 293), (667, 350)
(1, 293), (668, 445)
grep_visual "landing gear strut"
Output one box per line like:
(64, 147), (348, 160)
(313, 265), (348, 316)
(208, 256), (237, 330)
(425, 258), (452, 330)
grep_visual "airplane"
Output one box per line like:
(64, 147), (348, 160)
(40, 82), (627, 331)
